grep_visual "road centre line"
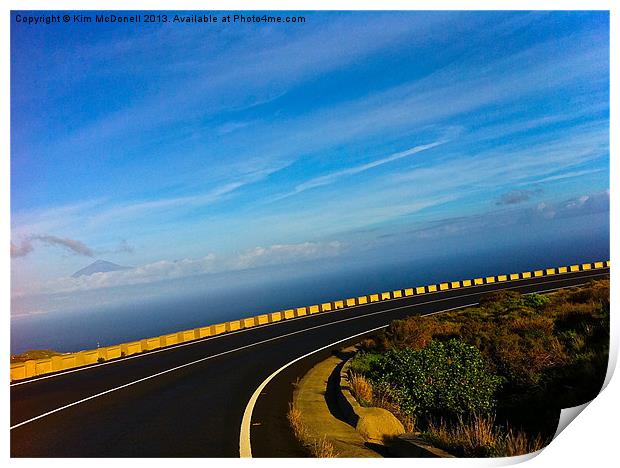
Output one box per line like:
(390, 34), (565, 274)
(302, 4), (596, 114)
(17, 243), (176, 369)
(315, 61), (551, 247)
(11, 300), (481, 430)
(11, 271), (606, 387)
(11, 276), (602, 430)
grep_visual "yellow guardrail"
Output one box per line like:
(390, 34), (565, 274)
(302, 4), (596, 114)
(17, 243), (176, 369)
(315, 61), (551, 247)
(10, 260), (609, 382)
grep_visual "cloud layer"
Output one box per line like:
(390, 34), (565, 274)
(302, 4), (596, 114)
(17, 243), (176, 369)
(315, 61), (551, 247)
(19, 241), (344, 297)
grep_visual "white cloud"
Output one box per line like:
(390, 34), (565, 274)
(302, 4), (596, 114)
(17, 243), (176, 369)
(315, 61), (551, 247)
(283, 140), (447, 199)
(19, 241), (344, 297)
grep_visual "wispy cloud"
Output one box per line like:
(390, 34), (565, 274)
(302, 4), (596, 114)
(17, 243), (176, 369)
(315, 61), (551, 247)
(496, 188), (543, 206)
(11, 235), (95, 258)
(278, 140), (446, 200)
(10, 12), (609, 306)
(10, 240), (34, 258)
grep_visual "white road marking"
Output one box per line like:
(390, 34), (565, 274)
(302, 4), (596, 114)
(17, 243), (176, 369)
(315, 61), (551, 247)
(238, 324), (388, 458)
(237, 279), (607, 457)
(10, 302), (476, 430)
(11, 276), (602, 431)
(11, 270), (606, 387)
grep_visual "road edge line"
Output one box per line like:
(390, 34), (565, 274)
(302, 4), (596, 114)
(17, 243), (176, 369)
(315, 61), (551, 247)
(238, 303), (478, 457)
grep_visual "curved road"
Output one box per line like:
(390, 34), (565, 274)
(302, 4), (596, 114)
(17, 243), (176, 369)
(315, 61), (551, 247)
(10, 268), (608, 457)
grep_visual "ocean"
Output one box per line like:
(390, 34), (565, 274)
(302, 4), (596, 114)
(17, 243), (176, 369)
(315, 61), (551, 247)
(11, 213), (610, 354)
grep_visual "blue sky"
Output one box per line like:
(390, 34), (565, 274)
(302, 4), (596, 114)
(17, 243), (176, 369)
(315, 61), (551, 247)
(11, 11), (609, 315)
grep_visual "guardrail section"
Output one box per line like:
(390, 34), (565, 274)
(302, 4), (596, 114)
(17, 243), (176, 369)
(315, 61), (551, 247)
(10, 260), (609, 382)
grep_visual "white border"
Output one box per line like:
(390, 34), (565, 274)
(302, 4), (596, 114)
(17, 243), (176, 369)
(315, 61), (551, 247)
(3, 2), (615, 467)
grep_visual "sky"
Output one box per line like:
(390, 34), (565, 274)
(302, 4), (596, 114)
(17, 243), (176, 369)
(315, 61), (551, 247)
(10, 11), (609, 316)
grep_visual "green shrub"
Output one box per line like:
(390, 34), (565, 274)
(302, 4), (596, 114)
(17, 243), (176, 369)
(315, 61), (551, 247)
(521, 293), (550, 309)
(366, 339), (502, 422)
(349, 352), (382, 375)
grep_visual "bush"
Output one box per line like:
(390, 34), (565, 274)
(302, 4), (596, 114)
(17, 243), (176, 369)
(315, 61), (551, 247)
(349, 352), (382, 374)
(366, 339), (502, 422)
(379, 317), (460, 351)
(521, 293), (550, 309)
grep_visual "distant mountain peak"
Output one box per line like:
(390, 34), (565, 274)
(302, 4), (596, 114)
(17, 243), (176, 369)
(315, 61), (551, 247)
(72, 260), (131, 278)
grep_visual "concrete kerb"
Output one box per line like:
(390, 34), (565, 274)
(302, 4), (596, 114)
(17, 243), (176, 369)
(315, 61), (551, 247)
(339, 347), (454, 458)
(292, 349), (382, 457)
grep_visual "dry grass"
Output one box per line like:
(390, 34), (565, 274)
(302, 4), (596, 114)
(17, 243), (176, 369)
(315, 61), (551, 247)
(287, 401), (339, 458)
(504, 428), (544, 457)
(288, 402), (309, 441)
(426, 415), (546, 457)
(310, 435), (339, 458)
(427, 415), (496, 456)
(349, 373), (373, 405)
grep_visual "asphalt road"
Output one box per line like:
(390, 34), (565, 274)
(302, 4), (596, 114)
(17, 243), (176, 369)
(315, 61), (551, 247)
(10, 268), (609, 457)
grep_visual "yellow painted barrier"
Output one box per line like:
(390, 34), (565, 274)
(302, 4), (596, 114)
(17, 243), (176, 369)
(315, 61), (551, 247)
(25, 360), (36, 378)
(123, 341), (142, 355)
(606, 260), (610, 267)
(228, 320), (242, 331)
(196, 326), (211, 338)
(144, 337), (161, 350)
(79, 350), (99, 365)
(35, 359), (53, 375)
(61, 355), (78, 370)
(50, 356), (63, 371)
(10, 363), (26, 381)
(213, 323), (227, 334)
(10, 259), (609, 382)
(242, 317), (255, 328)
(105, 345), (122, 360)
(164, 333), (179, 346)
(179, 330), (195, 342)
